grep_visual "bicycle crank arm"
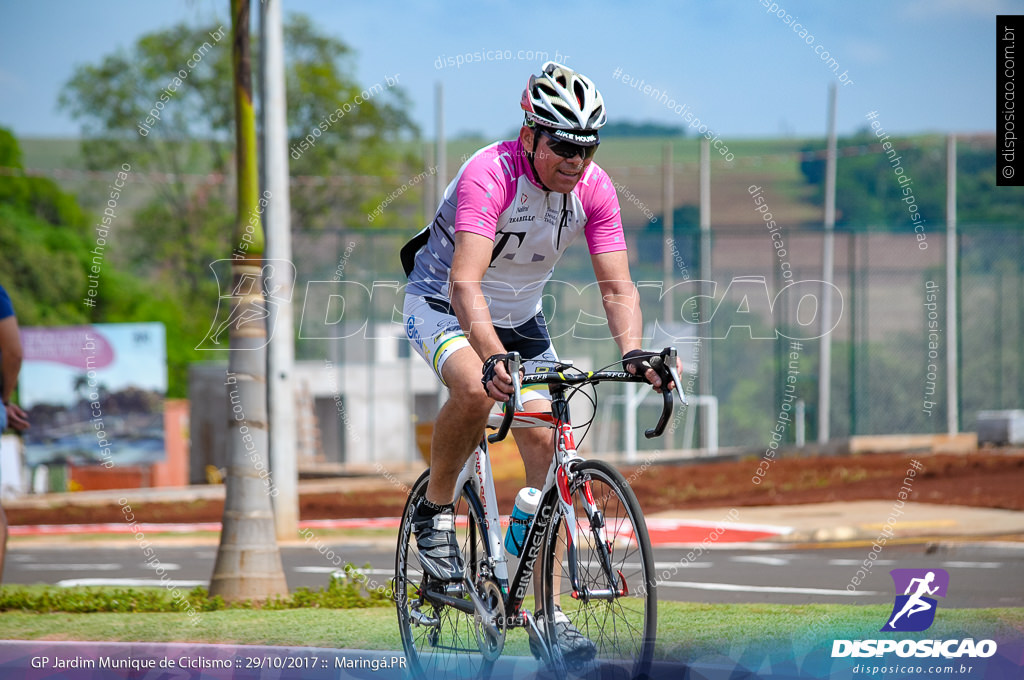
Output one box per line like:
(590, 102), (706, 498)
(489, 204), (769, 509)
(463, 577), (503, 642)
(422, 588), (476, 616)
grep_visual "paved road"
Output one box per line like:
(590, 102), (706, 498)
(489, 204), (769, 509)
(6, 540), (1022, 608)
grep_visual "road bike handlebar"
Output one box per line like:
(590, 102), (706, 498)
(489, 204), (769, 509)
(486, 352), (522, 444)
(487, 347), (685, 444)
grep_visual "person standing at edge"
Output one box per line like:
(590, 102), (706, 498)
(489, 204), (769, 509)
(0, 283), (29, 584)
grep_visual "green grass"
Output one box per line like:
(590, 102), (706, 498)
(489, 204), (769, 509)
(0, 609), (403, 649)
(0, 576), (391, 615)
(0, 588), (1019, 661)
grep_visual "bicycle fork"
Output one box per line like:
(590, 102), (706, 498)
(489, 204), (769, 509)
(562, 469), (626, 603)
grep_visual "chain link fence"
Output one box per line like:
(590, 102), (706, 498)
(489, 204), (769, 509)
(272, 136), (1021, 465)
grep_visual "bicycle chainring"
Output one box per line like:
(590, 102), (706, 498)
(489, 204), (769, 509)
(472, 577), (507, 662)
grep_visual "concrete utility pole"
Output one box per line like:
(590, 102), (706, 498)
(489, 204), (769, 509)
(260, 0), (298, 541)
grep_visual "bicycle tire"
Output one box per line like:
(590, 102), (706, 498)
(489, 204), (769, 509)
(540, 459), (657, 678)
(394, 469), (496, 679)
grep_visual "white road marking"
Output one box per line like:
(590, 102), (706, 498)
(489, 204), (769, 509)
(828, 559), (896, 566)
(731, 555), (791, 566)
(56, 578), (207, 588)
(29, 563), (121, 571)
(610, 562), (713, 570)
(651, 561), (713, 569)
(295, 567), (395, 577)
(941, 561), (1002, 569)
(140, 563), (182, 571)
(658, 580), (880, 596)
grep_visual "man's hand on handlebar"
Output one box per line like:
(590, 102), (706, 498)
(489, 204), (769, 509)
(622, 349), (684, 394)
(481, 353), (521, 402)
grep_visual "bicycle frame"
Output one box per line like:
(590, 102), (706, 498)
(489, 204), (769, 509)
(402, 348), (681, 674)
(451, 374), (635, 625)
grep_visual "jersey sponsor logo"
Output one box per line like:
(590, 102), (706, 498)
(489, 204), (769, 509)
(406, 315), (424, 349)
(507, 215), (533, 224)
(517, 193), (529, 214)
(489, 231), (527, 265)
(431, 322), (461, 343)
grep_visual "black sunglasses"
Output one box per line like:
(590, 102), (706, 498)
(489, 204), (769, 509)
(537, 128), (599, 161)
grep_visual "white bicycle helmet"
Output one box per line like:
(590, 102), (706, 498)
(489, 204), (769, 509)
(521, 61), (606, 145)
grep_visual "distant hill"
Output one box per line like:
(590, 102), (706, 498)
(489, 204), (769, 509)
(600, 120), (685, 138)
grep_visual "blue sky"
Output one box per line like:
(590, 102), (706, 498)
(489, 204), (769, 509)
(0, 0), (1007, 142)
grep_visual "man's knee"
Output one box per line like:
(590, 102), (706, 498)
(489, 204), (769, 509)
(444, 371), (493, 420)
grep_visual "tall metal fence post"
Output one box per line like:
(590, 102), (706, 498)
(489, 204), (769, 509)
(946, 134), (959, 435)
(662, 142), (675, 451)
(818, 83), (838, 444)
(699, 139), (712, 451)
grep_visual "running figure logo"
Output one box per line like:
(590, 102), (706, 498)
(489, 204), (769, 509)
(881, 568), (949, 632)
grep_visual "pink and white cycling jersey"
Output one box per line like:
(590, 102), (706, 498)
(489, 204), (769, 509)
(403, 138), (626, 327)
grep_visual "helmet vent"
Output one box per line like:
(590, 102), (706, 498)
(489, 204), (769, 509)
(573, 81), (586, 108)
(537, 82), (559, 98)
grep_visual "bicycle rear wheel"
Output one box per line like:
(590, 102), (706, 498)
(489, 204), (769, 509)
(541, 459), (657, 677)
(394, 469), (496, 679)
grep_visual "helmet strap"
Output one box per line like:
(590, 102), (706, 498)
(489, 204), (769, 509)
(525, 123), (552, 192)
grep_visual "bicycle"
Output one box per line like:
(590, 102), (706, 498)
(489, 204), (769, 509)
(393, 348), (685, 679)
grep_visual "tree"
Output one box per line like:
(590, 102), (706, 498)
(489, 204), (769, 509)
(58, 14), (419, 395)
(0, 127), (171, 329)
(799, 131), (1024, 229)
(208, 0), (288, 603)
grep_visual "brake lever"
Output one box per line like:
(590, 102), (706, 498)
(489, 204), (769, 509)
(508, 352), (524, 412)
(664, 347), (687, 406)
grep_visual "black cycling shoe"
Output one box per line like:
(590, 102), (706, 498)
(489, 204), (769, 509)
(530, 608), (597, 666)
(412, 506), (465, 582)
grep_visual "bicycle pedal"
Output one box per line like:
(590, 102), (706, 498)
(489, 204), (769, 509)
(523, 611), (551, 662)
(409, 608), (439, 628)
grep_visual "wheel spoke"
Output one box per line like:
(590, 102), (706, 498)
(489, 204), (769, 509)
(395, 475), (495, 679)
(543, 462), (655, 675)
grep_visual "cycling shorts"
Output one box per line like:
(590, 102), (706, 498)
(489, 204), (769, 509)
(403, 293), (558, 402)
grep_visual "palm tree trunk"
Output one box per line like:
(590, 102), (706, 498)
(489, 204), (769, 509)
(209, 0), (288, 602)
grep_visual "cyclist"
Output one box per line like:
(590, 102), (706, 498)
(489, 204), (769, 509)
(400, 61), (679, 663)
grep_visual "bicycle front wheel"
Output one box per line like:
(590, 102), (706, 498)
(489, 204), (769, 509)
(394, 469), (496, 680)
(541, 459), (657, 677)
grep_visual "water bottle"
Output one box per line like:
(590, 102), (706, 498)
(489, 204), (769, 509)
(504, 487), (541, 557)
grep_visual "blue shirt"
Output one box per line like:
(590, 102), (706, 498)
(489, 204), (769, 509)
(0, 284), (12, 421)
(0, 284), (12, 321)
